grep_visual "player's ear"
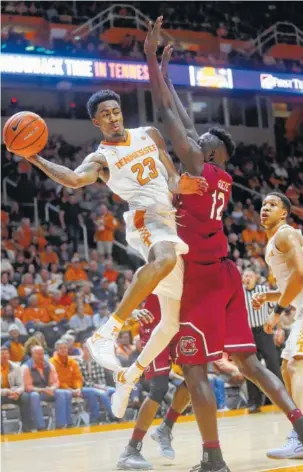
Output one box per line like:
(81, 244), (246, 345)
(92, 118), (99, 128)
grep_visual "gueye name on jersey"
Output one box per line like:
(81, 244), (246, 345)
(218, 179), (231, 192)
(115, 144), (157, 170)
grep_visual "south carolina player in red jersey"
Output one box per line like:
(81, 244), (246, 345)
(118, 295), (190, 470)
(144, 17), (303, 472)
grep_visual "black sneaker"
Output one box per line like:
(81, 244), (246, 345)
(190, 463), (231, 472)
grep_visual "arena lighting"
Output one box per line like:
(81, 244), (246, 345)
(11, 97), (18, 104)
(1, 53), (302, 95)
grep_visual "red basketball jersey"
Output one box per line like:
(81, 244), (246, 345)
(177, 163), (232, 263)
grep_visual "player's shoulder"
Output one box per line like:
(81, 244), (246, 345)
(203, 163), (232, 185)
(141, 126), (164, 147)
(275, 225), (301, 251)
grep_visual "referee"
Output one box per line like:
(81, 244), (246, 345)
(242, 268), (283, 413)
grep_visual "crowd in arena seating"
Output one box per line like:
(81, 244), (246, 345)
(2, 1), (303, 72)
(1, 126), (302, 431)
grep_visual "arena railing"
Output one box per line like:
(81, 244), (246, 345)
(3, 177), (39, 226)
(72, 3), (174, 42)
(45, 202), (89, 261)
(248, 21), (303, 57)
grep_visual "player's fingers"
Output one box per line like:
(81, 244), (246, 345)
(167, 46), (173, 61)
(147, 21), (153, 34)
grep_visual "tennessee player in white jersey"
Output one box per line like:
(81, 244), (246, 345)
(252, 192), (303, 459)
(11, 89), (207, 418)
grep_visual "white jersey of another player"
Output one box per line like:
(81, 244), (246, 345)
(98, 127), (173, 211)
(265, 224), (303, 317)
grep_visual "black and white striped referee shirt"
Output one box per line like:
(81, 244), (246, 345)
(243, 284), (271, 328)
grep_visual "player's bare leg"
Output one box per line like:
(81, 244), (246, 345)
(231, 352), (303, 447)
(112, 293), (181, 417)
(87, 241), (178, 371)
(266, 356), (303, 459)
(117, 379), (190, 469)
(183, 365), (230, 472)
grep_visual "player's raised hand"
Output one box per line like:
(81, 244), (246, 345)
(251, 292), (267, 310)
(161, 45), (173, 79)
(178, 173), (209, 195)
(132, 309), (154, 325)
(144, 16), (163, 55)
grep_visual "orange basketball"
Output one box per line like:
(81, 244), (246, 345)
(3, 111), (48, 157)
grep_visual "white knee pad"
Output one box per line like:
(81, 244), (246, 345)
(153, 255), (184, 300)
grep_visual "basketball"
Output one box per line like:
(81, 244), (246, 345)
(3, 111), (48, 157)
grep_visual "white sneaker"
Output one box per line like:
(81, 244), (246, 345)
(86, 326), (119, 371)
(111, 370), (135, 419)
(266, 430), (303, 459)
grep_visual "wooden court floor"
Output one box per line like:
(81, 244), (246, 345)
(2, 411), (303, 472)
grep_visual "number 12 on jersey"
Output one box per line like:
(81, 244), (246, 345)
(210, 191), (225, 220)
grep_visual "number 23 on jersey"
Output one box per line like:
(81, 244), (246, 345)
(131, 157), (159, 186)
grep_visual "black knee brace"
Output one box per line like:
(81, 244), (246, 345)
(148, 375), (170, 404)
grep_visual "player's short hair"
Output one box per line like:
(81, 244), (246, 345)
(265, 192), (291, 217)
(86, 89), (121, 119)
(198, 127), (235, 158)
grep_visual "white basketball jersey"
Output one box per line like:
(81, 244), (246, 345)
(265, 224), (303, 313)
(98, 128), (173, 211)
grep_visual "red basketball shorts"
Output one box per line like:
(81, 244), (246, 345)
(140, 294), (171, 380)
(171, 258), (256, 365)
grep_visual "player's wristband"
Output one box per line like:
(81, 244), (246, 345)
(273, 303), (285, 315)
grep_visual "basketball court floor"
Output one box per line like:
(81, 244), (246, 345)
(2, 410), (303, 472)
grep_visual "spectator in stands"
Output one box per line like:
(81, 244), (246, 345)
(93, 305), (110, 329)
(22, 294), (54, 331)
(61, 332), (82, 357)
(49, 263), (64, 288)
(94, 204), (119, 257)
(22, 345), (73, 429)
(17, 273), (38, 298)
(58, 241), (72, 267)
(1, 304), (27, 340)
(50, 340), (103, 424)
(60, 194), (83, 253)
(88, 260), (102, 287)
(116, 331), (136, 368)
(40, 244), (59, 266)
(1, 271), (18, 302)
(78, 342), (116, 421)
(23, 335), (45, 363)
(103, 260), (119, 283)
(36, 283), (51, 307)
(47, 289), (68, 324)
(8, 296), (25, 320)
(68, 298), (93, 342)
(1, 345), (32, 432)
(65, 255), (88, 282)
(3, 325), (25, 362)
(93, 277), (115, 309)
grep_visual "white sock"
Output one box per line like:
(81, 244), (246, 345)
(101, 314), (124, 338)
(125, 296), (180, 383)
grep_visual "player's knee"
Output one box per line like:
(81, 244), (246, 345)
(158, 316), (179, 338)
(288, 358), (303, 377)
(149, 375), (169, 404)
(183, 364), (208, 389)
(153, 253), (177, 279)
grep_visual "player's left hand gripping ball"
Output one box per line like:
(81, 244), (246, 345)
(178, 173), (209, 195)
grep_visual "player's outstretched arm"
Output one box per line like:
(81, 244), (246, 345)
(18, 152), (103, 188)
(144, 17), (204, 176)
(146, 127), (208, 195)
(275, 228), (303, 309)
(160, 45), (199, 142)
